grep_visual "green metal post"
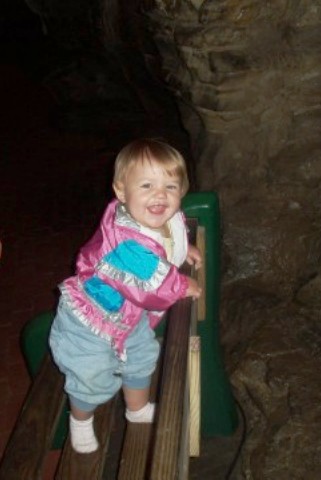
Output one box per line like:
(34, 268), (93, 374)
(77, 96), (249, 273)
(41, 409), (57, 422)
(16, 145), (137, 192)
(182, 191), (238, 436)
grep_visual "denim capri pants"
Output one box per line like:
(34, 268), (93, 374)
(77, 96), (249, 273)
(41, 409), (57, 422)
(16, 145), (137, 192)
(49, 298), (160, 411)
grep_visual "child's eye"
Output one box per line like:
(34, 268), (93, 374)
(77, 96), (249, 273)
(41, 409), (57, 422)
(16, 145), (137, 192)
(166, 184), (178, 190)
(141, 183), (151, 189)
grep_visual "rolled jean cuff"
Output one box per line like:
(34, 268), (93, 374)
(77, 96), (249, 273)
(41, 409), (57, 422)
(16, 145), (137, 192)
(69, 395), (98, 412)
(122, 375), (151, 390)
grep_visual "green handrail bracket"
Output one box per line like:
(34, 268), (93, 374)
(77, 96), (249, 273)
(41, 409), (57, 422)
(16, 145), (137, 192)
(182, 191), (238, 436)
(21, 191), (238, 449)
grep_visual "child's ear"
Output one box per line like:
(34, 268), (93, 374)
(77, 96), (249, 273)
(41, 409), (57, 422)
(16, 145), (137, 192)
(113, 182), (126, 203)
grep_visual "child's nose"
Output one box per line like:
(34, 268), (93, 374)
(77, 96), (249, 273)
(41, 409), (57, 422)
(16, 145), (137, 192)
(155, 186), (166, 197)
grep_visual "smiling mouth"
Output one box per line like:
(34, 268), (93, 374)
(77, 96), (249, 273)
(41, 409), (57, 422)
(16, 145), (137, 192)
(148, 204), (167, 214)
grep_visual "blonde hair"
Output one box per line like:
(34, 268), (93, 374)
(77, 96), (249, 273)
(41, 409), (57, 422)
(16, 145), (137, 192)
(113, 138), (189, 195)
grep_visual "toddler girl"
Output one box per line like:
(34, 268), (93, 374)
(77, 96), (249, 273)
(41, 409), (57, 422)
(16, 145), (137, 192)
(49, 138), (202, 453)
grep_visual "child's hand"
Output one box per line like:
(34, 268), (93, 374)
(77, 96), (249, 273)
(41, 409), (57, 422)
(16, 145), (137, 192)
(186, 244), (202, 270)
(185, 277), (202, 300)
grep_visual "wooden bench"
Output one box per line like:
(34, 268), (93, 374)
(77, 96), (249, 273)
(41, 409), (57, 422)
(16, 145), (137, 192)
(0, 223), (203, 480)
(0, 192), (238, 480)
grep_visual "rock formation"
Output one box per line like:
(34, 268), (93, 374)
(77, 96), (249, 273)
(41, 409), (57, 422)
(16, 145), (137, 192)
(145, 1), (321, 478)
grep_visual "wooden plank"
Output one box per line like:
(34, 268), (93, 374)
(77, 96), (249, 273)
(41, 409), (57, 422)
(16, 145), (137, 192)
(177, 339), (190, 480)
(117, 423), (153, 480)
(102, 348), (163, 480)
(196, 226), (206, 321)
(0, 354), (65, 480)
(148, 296), (193, 480)
(101, 397), (127, 480)
(189, 336), (200, 457)
(56, 396), (119, 480)
(147, 220), (198, 479)
(117, 341), (162, 480)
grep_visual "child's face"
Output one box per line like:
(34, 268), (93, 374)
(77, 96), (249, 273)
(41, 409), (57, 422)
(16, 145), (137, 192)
(114, 157), (184, 231)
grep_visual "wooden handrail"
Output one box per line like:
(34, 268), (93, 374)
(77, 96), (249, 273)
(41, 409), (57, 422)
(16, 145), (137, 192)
(149, 295), (194, 480)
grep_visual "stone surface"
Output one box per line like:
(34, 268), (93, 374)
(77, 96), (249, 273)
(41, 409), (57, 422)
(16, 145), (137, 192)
(146, 1), (321, 478)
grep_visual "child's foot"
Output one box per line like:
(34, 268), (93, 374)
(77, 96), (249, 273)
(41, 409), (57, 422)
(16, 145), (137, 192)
(125, 402), (155, 423)
(69, 415), (99, 453)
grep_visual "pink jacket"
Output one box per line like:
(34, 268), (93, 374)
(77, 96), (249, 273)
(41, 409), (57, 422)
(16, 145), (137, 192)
(60, 199), (188, 358)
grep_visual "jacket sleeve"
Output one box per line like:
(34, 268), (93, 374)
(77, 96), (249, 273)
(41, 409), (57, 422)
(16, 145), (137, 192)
(95, 239), (188, 310)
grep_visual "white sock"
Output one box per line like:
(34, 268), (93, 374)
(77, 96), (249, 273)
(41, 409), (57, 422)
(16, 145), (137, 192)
(69, 414), (99, 453)
(125, 402), (155, 423)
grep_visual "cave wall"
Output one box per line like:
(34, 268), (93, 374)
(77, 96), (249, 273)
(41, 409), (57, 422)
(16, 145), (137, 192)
(147, 0), (321, 299)
(145, 1), (321, 478)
